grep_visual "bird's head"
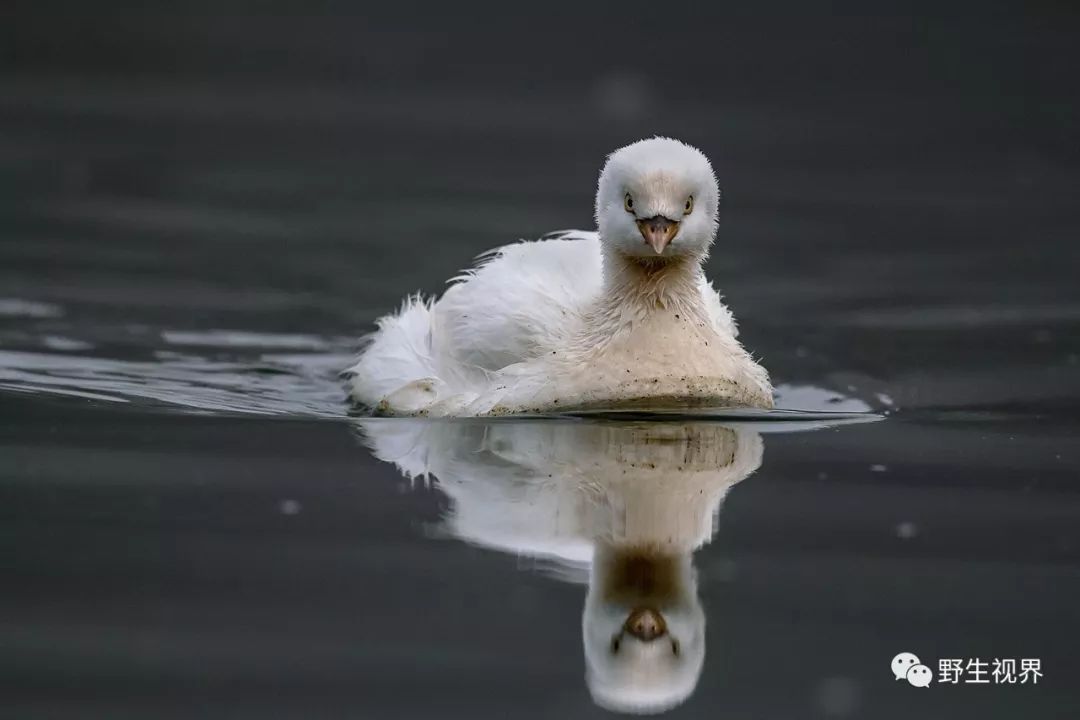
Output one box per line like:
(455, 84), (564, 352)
(595, 137), (720, 262)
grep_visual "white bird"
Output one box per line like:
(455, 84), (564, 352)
(345, 137), (773, 416)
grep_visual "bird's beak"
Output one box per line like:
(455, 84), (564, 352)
(624, 607), (668, 642)
(636, 216), (679, 254)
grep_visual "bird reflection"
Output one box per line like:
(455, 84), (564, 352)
(357, 418), (765, 714)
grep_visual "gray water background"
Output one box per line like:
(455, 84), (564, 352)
(2, 3), (1079, 718)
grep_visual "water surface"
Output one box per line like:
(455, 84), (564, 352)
(3, 5), (1080, 718)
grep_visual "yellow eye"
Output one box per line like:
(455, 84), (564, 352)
(684, 195), (694, 214)
(624, 193), (634, 213)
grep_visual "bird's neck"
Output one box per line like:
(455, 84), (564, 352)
(597, 245), (708, 320)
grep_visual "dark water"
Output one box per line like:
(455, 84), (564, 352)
(3, 4), (1080, 718)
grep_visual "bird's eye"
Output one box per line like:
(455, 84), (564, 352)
(671, 640), (680, 656)
(624, 194), (634, 213)
(611, 637), (621, 653)
(684, 195), (694, 214)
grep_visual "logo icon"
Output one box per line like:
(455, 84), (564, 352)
(892, 652), (934, 687)
(907, 664), (933, 687)
(892, 652), (921, 680)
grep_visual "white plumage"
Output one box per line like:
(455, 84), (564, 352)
(346, 137), (773, 416)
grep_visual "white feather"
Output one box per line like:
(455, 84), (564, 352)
(346, 138), (772, 416)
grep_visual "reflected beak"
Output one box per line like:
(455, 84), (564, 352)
(636, 216), (680, 254)
(624, 607), (668, 641)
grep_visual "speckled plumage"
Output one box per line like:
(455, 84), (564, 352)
(346, 137), (773, 416)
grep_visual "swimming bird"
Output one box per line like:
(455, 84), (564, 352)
(345, 137), (773, 416)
